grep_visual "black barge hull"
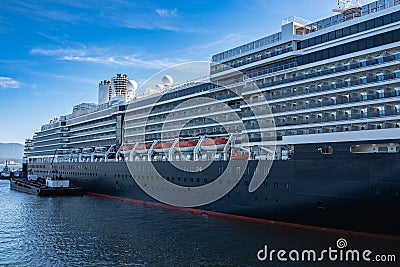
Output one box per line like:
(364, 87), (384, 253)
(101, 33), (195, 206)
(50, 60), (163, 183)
(10, 178), (84, 196)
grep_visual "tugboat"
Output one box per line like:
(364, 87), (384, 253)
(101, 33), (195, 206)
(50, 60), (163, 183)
(0, 161), (11, 179)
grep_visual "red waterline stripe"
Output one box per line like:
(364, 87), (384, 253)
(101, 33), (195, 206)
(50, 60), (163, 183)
(86, 192), (400, 241)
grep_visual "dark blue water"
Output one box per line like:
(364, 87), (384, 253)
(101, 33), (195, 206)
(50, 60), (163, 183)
(0, 180), (398, 266)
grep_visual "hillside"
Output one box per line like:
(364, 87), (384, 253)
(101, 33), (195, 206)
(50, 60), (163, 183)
(0, 143), (24, 161)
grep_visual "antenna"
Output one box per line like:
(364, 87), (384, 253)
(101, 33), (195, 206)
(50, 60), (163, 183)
(333, 0), (362, 21)
(333, 0), (361, 13)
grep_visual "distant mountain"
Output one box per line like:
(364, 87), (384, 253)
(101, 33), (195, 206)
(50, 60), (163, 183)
(0, 143), (24, 160)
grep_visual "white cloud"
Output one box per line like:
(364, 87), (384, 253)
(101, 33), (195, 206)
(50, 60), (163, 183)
(0, 77), (21, 89)
(30, 47), (86, 57)
(156, 8), (177, 17)
(7, 1), (182, 32)
(30, 44), (186, 70)
(62, 55), (184, 69)
(171, 33), (246, 60)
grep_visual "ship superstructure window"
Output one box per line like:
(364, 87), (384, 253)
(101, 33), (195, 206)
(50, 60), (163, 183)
(300, 11), (400, 49)
(319, 146), (333, 155)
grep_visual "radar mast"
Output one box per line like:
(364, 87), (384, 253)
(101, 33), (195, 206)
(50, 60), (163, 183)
(333, 0), (362, 21)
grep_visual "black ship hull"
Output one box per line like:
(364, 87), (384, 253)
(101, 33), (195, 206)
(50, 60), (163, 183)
(29, 141), (400, 236)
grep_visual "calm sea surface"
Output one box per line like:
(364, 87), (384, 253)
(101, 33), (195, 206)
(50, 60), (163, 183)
(0, 180), (398, 266)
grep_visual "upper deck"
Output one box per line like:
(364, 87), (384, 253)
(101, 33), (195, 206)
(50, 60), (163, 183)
(212, 0), (400, 64)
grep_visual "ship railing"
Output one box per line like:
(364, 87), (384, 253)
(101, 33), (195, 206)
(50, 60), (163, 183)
(282, 16), (313, 26)
(134, 76), (210, 101)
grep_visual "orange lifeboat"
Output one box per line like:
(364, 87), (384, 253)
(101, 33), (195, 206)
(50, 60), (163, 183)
(201, 138), (227, 151)
(175, 140), (197, 152)
(135, 143), (151, 154)
(154, 142), (172, 153)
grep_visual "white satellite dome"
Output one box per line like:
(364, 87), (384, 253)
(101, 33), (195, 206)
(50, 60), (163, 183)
(162, 75), (173, 87)
(126, 80), (138, 91)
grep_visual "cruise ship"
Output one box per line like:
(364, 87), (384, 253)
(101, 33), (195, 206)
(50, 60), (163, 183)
(25, 0), (400, 236)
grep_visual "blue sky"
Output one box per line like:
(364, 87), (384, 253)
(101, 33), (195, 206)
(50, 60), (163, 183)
(0, 0), (376, 144)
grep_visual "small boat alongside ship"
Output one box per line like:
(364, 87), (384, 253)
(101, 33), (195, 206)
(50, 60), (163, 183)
(10, 150), (84, 196)
(10, 172), (84, 196)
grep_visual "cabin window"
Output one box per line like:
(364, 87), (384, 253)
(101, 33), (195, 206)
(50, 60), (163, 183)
(319, 145), (333, 154)
(378, 147), (388, 153)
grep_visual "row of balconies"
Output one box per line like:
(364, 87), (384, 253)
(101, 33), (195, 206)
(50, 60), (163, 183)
(246, 72), (399, 105)
(271, 109), (400, 128)
(243, 91), (400, 116)
(277, 122), (400, 137)
(246, 54), (399, 91)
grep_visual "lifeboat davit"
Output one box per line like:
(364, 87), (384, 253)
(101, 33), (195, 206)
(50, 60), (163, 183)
(82, 147), (94, 157)
(119, 145), (133, 155)
(135, 144), (151, 154)
(94, 146), (108, 157)
(154, 142), (172, 153)
(175, 140), (197, 152)
(201, 138), (227, 151)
